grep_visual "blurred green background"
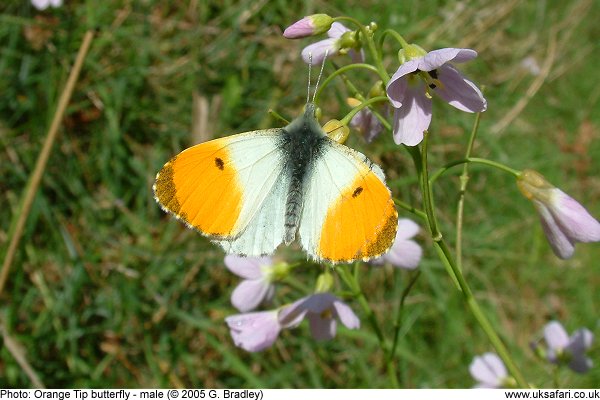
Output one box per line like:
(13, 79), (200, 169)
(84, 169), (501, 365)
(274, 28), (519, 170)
(0, 0), (599, 388)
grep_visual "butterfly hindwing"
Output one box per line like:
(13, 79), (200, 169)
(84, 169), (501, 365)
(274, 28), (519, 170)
(154, 128), (290, 255)
(299, 139), (398, 263)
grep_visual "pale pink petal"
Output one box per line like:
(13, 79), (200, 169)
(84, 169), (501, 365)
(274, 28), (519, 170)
(327, 22), (350, 38)
(535, 202), (576, 259)
(349, 48), (365, 63)
(301, 38), (338, 64)
(350, 108), (383, 142)
(396, 218), (420, 240)
(231, 279), (272, 312)
(278, 293), (358, 337)
(387, 63), (419, 106)
(567, 328), (594, 373)
(567, 328), (594, 354)
(434, 65), (487, 112)
(419, 48), (477, 71)
(566, 329), (594, 373)
(384, 240), (422, 270)
(301, 292), (336, 313)
(278, 298), (310, 327)
(392, 85), (432, 146)
(224, 255), (268, 279)
(225, 311), (281, 352)
(568, 355), (593, 374)
(308, 313), (337, 340)
(544, 321), (570, 351)
(549, 190), (600, 243)
(469, 353), (507, 388)
(332, 300), (360, 329)
(31, 0), (50, 9)
(283, 17), (316, 39)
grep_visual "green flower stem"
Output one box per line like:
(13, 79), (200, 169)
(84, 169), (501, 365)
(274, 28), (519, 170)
(339, 96), (389, 126)
(389, 271), (421, 362)
(314, 63), (380, 104)
(336, 265), (399, 387)
(337, 265), (386, 348)
(415, 135), (529, 386)
(393, 199), (427, 221)
(434, 240), (528, 387)
(378, 29), (410, 52)
(456, 111), (482, 266)
(552, 367), (559, 388)
(334, 68), (391, 132)
(268, 109), (290, 125)
(429, 157), (520, 184)
(419, 131), (442, 240)
(334, 16), (390, 84)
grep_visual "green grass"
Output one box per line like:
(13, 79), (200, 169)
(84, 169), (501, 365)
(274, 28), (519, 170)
(1, 0), (599, 388)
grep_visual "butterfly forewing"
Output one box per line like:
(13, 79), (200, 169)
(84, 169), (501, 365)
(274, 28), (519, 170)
(154, 129), (290, 255)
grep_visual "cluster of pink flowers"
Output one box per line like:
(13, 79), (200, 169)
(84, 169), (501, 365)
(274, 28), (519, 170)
(284, 15), (600, 261)
(284, 16), (486, 146)
(225, 286), (360, 352)
(223, 217), (423, 351)
(219, 14), (600, 355)
(470, 321), (594, 388)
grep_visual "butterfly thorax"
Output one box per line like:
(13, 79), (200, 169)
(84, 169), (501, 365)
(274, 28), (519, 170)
(279, 103), (328, 244)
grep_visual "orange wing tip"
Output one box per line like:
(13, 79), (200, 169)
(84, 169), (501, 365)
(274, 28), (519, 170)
(154, 168), (232, 241)
(316, 206), (399, 264)
(153, 148), (243, 240)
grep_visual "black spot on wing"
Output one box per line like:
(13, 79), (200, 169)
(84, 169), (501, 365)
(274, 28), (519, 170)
(352, 186), (363, 198)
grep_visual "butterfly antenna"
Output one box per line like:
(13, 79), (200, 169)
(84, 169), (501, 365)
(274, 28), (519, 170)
(306, 52), (313, 104)
(311, 49), (329, 103)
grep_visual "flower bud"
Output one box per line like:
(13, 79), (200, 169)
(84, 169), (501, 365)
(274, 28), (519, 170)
(269, 261), (291, 281)
(516, 169), (600, 259)
(368, 81), (386, 98)
(322, 119), (350, 144)
(283, 14), (334, 39)
(398, 43), (427, 64)
(516, 169), (554, 202)
(314, 271), (334, 293)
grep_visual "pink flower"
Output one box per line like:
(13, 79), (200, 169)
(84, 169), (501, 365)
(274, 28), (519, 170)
(544, 321), (594, 373)
(279, 293), (360, 340)
(283, 14), (333, 39)
(31, 0), (62, 10)
(350, 106), (384, 143)
(517, 169), (600, 259)
(386, 46), (486, 146)
(225, 255), (276, 312)
(371, 219), (422, 269)
(225, 311), (282, 352)
(469, 353), (509, 388)
(301, 22), (363, 64)
(225, 293), (359, 352)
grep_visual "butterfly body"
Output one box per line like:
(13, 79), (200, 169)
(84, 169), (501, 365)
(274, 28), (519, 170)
(154, 103), (397, 263)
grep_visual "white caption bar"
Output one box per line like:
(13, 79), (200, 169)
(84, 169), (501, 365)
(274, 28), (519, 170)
(1, 389), (600, 400)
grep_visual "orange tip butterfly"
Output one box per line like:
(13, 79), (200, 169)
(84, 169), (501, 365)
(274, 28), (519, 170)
(153, 57), (398, 263)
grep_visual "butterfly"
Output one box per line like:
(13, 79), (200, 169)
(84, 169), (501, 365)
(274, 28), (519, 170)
(153, 102), (398, 263)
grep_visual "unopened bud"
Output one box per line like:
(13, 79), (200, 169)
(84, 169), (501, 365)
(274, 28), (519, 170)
(323, 119), (350, 144)
(283, 14), (334, 39)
